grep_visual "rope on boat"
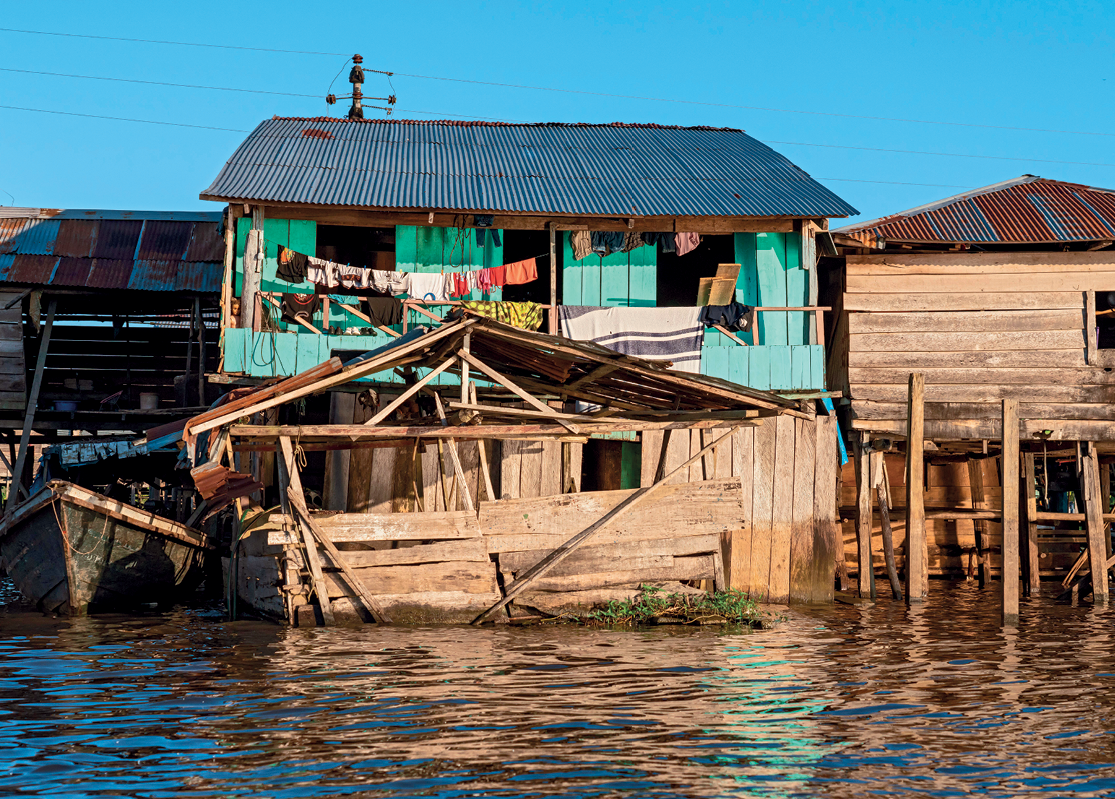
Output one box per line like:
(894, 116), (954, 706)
(51, 496), (112, 557)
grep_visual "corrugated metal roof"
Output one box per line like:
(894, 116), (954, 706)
(0, 208), (224, 291)
(835, 176), (1115, 244)
(201, 117), (859, 219)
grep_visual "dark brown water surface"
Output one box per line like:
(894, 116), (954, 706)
(3, 578), (1115, 798)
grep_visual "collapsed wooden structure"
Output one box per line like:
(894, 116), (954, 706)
(825, 176), (1115, 617)
(191, 315), (841, 624)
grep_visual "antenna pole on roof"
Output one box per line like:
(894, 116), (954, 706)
(348, 54), (364, 120)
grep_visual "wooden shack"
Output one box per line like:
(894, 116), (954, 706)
(824, 176), (1115, 606)
(0, 207), (224, 505)
(198, 116), (860, 612)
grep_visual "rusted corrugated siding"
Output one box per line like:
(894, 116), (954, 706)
(136, 221), (193, 260)
(8, 255), (58, 284)
(92, 220), (144, 260)
(184, 222), (224, 262)
(53, 220), (98, 257)
(838, 176), (1115, 243)
(86, 259), (135, 289)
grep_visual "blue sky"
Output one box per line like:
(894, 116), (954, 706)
(1, 0), (1112, 223)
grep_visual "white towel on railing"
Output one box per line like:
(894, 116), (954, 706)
(559, 306), (704, 373)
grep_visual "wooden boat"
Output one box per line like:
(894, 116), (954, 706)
(0, 480), (217, 615)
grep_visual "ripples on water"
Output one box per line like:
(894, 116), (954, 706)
(2, 579), (1115, 798)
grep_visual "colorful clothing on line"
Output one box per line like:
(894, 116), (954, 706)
(503, 257), (538, 285)
(675, 232), (700, 256)
(406, 272), (453, 302)
(570, 230), (593, 261)
(459, 301), (544, 331)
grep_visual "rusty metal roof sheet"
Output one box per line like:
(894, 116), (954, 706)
(835, 176), (1115, 244)
(0, 209), (224, 292)
(201, 116), (859, 219)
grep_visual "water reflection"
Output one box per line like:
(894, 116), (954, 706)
(2, 580), (1115, 797)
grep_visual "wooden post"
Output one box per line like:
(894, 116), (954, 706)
(1086, 289), (1098, 365)
(968, 458), (991, 588)
(1023, 453), (1041, 594)
(1103, 462), (1113, 561)
(548, 222), (558, 335)
(220, 206), (239, 336)
(6, 299), (55, 515)
(872, 449), (902, 600)
(854, 432), (874, 600)
(1084, 442), (1109, 604)
(197, 297), (206, 404)
(183, 300), (194, 408)
(241, 207), (264, 330)
(1001, 398), (1020, 624)
(905, 372), (927, 603)
(276, 438), (334, 626)
(460, 332), (470, 405)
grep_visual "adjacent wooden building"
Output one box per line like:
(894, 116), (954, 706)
(824, 176), (1115, 604)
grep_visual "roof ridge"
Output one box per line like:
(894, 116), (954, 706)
(270, 115), (746, 132)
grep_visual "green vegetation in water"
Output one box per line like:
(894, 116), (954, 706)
(569, 585), (771, 628)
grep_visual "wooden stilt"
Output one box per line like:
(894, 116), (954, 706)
(1083, 442), (1109, 604)
(968, 458), (991, 588)
(854, 432), (874, 600)
(6, 298), (55, 516)
(1103, 462), (1113, 562)
(196, 296), (205, 404)
(905, 372), (927, 603)
(872, 449), (902, 600)
(1001, 398), (1020, 624)
(1023, 453), (1041, 595)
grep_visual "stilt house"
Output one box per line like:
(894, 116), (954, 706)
(824, 175), (1115, 606)
(198, 117), (861, 620)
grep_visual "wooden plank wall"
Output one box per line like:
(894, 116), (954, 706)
(561, 232), (656, 307)
(639, 415), (839, 604)
(841, 253), (1115, 430)
(0, 291), (28, 411)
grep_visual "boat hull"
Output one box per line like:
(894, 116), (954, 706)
(0, 482), (215, 615)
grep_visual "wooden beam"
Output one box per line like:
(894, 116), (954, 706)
(5, 299), (55, 515)
(470, 426), (741, 625)
(278, 436), (390, 623)
(1001, 399), (1020, 624)
(905, 373), (927, 603)
(968, 458), (991, 588)
(332, 299), (401, 337)
(1084, 442), (1110, 604)
(548, 222), (558, 335)
(872, 449), (901, 600)
(432, 392), (473, 512)
(1023, 453), (1041, 595)
(470, 383), (496, 503)
(854, 432), (874, 600)
(364, 358), (455, 426)
(276, 438), (333, 625)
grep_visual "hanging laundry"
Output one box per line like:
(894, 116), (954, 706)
(559, 306), (704, 374)
(362, 296), (403, 326)
(641, 232), (675, 253)
(475, 227), (502, 248)
(570, 230), (592, 261)
(698, 301), (753, 333)
(675, 232), (701, 256)
(370, 269), (408, 295)
(305, 258), (334, 288)
(591, 231), (625, 255)
(276, 245), (309, 283)
(305, 257), (375, 290)
(336, 263), (370, 289)
(503, 257), (538, 285)
(622, 232), (644, 253)
(476, 268), (493, 294)
(452, 272), (471, 298)
(488, 265), (506, 287)
(281, 292), (321, 328)
(458, 301), (544, 331)
(407, 272), (454, 302)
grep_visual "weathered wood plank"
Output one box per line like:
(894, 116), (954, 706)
(501, 438), (522, 499)
(480, 479), (744, 553)
(812, 416), (839, 603)
(854, 432), (874, 599)
(519, 441), (543, 499)
(336, 539), (489, 567)
(541, 440), (562, 497)
(847, 271), (1115, 294)
(266, 510), (481, 545)
(849, 367), (1115, 386)
(767, 415), (796, 604)
(850, 400), (1115, 422)
(367, 446), (396, 513)
(324, 560), (500, 597)
(843, 291), (1085, 312)
(517, 555), (716, 593)
(848, 309), (1082, 334)
(846, 251), (1115, 273)
(729, 427), (754, 591)
(1083, 443), (1109, 604)
(346, 399), (375, 511)
(850, 330), (1084, 352)
(498, 534), (720, 575)
(906, 374), (927, 603)
(789, 417), (817, 604)
(641, 430), (663, 487)
(849, 349), (1086, 369)
(852, 383), (1115, 404)
(1001, 399), (1020, 623)
(748, 416), (777, 599)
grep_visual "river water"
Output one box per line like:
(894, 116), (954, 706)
(2, 579), (1115, 798)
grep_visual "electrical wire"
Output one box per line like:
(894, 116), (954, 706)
(818, 177), (975, 189)
(766, 139), (1115, 168)
(2, 26), (1110, 139)
(0, 104), (247, 132)
(0, 66), (321, 98)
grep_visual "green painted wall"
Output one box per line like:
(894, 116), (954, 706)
(561, 233), (656, 307)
